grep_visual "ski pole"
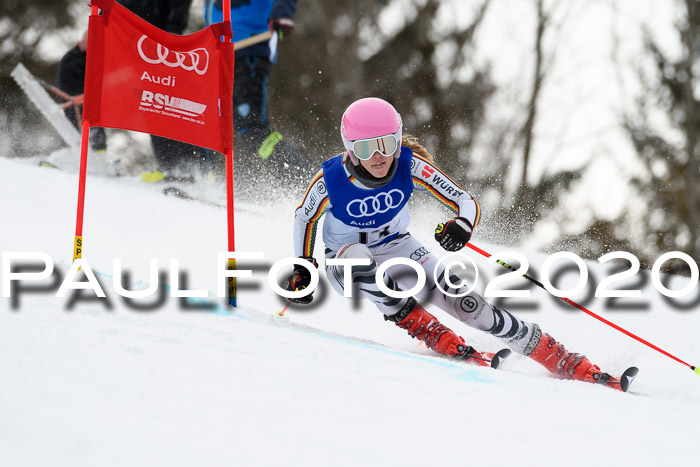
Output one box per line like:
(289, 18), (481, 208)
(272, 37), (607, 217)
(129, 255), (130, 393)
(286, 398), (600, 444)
(276, 301), (290, 317)
(233, 31), (273, 50)
(33, 75), (85, 122)
(466, 242), (700, 375)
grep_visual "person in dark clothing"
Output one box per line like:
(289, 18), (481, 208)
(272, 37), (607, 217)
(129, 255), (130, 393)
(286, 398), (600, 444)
(55, 0), (205, 177)
(204, 0), (310, 179)
(56, 30), (108, 151)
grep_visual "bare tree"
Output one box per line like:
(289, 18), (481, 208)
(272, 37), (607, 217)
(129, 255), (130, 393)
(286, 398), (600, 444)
(480, 0), (582, 246)
(623, 0), (700, 262)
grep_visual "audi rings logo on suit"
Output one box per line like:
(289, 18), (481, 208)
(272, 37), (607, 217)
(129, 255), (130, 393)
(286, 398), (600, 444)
(346, 189), (405, 218)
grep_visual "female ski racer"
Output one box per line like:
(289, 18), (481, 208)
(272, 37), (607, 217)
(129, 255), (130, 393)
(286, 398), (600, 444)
(288, 97), (622, 389)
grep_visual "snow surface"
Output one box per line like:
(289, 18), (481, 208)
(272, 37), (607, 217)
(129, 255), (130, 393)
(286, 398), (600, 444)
(1, 156), (700, 467)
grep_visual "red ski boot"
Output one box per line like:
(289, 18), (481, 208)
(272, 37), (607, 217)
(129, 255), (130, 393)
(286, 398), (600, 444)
(386, 299), (494, 366)
(527, 330), (603, 383)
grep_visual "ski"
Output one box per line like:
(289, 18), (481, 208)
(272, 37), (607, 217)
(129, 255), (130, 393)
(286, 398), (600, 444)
(143, 173), (196, 184)
(457, 345), (638, 389)
(38, 160), (59, 169)
(457, 347), (511, 369)
(162, 185), (196, 200)
(598, 366), (639, 393)
(164, 174), (196, 184)
(162, 186), (225, 208)
(490, 349), (512, 369)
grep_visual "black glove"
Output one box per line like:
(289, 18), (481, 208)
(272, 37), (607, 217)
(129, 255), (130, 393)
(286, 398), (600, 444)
(286, 256), (318, 304)
(434, 217), (473, 252)
(269, 18), (295, 38)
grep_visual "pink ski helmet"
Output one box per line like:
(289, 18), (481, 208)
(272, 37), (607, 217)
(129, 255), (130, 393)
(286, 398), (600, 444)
(340, 97), (403, 166)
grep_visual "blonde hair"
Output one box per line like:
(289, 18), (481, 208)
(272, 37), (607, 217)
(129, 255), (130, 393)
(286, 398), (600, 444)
(402, 134), (434, 164)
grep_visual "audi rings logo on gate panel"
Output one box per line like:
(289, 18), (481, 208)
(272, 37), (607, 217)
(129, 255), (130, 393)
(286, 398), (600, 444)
(346, 189), (405, 218)
(137, 35), (209, 75)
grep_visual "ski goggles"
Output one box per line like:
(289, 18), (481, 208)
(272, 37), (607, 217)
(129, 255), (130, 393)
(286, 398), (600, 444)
(343, 131), (401, 160)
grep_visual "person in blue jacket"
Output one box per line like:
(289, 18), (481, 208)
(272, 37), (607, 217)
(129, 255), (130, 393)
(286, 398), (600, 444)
(204, 0), (310, 177)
